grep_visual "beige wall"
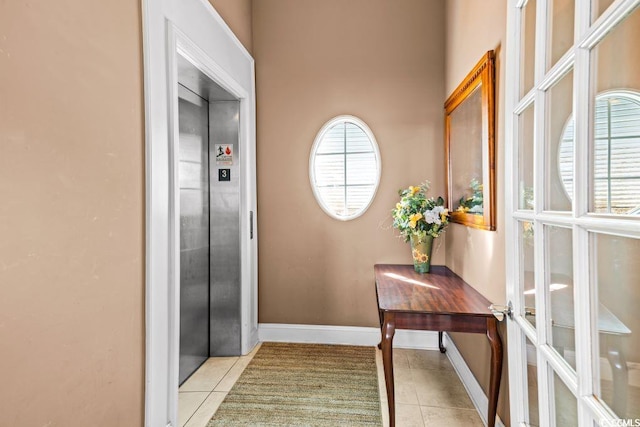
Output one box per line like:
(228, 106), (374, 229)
(0, 1), (145, 424)
(444, 0), (510, 424)
(0, 0), (253, 424)
(209, 0), (253, 53)
(253, 0), (446, 326)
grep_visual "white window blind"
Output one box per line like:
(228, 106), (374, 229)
(310, 116), (381, 220)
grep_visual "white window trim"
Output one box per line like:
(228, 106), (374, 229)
(309, 115), (382, 221)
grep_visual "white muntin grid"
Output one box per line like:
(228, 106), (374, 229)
(504, 0), (640, 426)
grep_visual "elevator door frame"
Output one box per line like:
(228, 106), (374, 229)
(142, 1), (258, 425)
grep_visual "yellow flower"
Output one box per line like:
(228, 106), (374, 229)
(409, 213), (422, 228)
(396, 203), (403, 210)
(409, 186), (420, 196)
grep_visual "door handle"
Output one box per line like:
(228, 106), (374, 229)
(489, 302), (512, 321)
(249, 210), (254, 240)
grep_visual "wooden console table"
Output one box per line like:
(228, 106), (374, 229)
(375, 264), (503, 427)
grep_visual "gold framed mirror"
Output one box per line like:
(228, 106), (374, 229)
(445, 50), (496, 230)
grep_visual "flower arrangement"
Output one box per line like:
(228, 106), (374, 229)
(392, 182), (449, 242)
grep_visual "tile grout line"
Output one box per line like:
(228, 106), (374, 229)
(182, 391), (213, 427)
(216, 357), (241, 389)
(180, 357), (242, 426)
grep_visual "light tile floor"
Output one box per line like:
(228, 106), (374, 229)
(179, 344), (484, 427)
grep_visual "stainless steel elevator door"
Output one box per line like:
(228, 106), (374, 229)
(178, 86), (210, 385)
(208, 101), (241, 356)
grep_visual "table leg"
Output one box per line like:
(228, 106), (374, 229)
(381, 311), (396, 427)
(377, 308), (383, 349)
(438, 331), (446, 353)
(486, 318), (503, 427)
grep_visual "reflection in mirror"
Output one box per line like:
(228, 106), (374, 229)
(558, 91), (640, 215)
(445, 51), (496, 230)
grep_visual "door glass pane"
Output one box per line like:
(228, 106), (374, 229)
(521, 221), (536, 328)
(592, 233), (640, 419)
(558, 95), (640, 215)
(591, 7), (640, 215)
(553, 372), (579, 426)
(593, 0), (616, 23)
(526, 337), (540, 426)
(546, 70), (574, 212)
(519, 103), (535, 210)
(593, 6), (640, 95)
(547, 225), (575, 370)
(521, 0), (537, 98)
(548, 0), (575, 70)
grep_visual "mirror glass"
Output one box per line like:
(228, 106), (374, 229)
(449, 86), (483, 215)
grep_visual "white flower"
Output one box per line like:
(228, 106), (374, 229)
(432, 206), (446, 215)
(423, 208), (442, 225)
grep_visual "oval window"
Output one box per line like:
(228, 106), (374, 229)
(309, 115), (381, 220)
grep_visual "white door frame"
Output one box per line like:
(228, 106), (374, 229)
(504, 0), (640, 426)
(141, 1), (258, 425)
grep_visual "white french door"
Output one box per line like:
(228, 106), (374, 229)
(505, 0), (640, 426)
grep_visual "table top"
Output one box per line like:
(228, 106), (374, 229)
(375, 264), (494, 317)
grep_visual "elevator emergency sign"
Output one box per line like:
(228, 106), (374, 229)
(215, 144), (233, 165)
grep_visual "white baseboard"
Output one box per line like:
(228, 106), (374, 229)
(444, 333), (506, 427)
(258, 323), (439, 349)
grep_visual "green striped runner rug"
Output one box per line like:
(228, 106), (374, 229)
(208, 342), (382, 426)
